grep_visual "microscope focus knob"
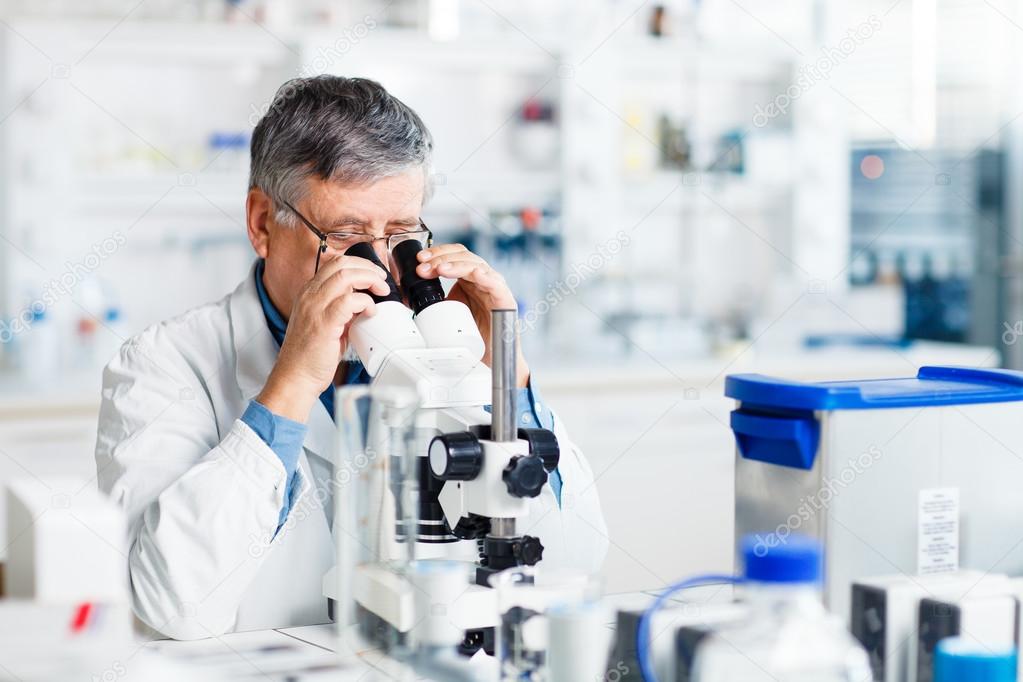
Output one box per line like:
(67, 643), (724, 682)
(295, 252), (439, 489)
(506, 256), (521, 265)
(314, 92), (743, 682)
(429, 432), (483, 481)
(502, 455), (547, 498)
(514, 536), (545, 565)
(518, 428), (560, 472)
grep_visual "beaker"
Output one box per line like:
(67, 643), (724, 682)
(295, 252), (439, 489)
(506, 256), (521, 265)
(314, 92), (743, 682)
(333, 383), (421, 656)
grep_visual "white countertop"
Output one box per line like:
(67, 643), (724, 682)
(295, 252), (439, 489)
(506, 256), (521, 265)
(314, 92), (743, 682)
(135, 586), (735, 681)
(140, 626), (381, 680)
(0, 341), (999, 415)
(530, 341), (999, 391)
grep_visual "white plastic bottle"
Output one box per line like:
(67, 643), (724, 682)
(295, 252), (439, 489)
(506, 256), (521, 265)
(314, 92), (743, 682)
(19, 305), (60, 379)
(692, 534), (871, 682)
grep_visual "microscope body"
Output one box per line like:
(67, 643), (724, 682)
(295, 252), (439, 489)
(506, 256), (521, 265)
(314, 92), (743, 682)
(324, 241), (559, 644)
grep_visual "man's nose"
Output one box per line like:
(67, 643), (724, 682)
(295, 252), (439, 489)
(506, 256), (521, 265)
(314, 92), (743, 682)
(372, 240), (390, 265)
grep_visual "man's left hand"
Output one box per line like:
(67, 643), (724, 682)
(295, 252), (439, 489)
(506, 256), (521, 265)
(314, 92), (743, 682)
(415, 243), (530, 388)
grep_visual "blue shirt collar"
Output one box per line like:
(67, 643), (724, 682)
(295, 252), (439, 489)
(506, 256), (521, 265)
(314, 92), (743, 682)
(254, 259), (289, 349)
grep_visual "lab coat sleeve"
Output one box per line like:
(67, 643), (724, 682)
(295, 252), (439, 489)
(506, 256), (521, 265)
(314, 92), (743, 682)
(239, 399), (307, 529)
(535, 393), (610, 576)
(94, 334), (308, 640)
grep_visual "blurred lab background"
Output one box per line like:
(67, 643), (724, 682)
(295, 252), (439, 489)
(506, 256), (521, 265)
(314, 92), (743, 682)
(0, 0), (1020, 593)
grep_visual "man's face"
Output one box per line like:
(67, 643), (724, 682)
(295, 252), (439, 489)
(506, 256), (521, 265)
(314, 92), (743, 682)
(258, 168), (425, 319)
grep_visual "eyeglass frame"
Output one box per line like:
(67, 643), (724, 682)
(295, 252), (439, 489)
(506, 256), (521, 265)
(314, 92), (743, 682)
(282, 200), (433, 274)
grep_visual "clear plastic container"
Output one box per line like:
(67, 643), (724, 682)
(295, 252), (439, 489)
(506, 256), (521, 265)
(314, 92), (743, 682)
(331, 384), (421, 656)
(692, 535), (871, 682)
(489, 566), (605, 681)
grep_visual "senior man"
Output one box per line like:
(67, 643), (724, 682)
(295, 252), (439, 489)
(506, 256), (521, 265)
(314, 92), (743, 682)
(94, 76), (608, 640)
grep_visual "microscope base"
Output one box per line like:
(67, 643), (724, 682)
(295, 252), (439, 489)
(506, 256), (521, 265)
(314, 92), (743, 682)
(324, 564), (499, 635)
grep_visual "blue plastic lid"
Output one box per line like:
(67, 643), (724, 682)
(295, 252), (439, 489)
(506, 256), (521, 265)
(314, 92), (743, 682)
(935, 637), (1017, 682)
(725, 366), (1023, 411)
(741, 534), (822, 583)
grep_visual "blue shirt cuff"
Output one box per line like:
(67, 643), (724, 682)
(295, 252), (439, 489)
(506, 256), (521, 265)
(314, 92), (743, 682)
(241, 400), (307, 528)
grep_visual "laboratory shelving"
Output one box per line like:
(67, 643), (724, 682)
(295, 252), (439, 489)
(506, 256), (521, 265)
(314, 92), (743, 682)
(0, 3), (843, 374)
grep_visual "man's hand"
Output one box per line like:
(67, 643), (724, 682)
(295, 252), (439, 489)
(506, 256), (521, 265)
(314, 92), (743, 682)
(256, 256), (391, 423)
(415, 244), (530, 388)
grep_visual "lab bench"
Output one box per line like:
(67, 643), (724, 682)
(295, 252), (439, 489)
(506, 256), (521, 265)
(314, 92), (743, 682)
(0, 342), (998, 588)
(141, 588), (721, 681)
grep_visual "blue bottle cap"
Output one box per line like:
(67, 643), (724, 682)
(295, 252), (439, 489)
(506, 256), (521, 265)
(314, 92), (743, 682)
(740, 533), (822, 583)
(935, 637), (1017, 682)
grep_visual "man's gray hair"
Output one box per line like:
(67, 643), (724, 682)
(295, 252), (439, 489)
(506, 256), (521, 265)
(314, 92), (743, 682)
(249, 75), (433, 225)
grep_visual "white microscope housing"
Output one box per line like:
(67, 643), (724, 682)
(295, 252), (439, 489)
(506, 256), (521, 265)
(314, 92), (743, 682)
(323, 241), (559, 653)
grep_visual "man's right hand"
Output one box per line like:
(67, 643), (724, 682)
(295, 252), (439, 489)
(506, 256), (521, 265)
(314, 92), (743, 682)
(255, 256), (391, 423)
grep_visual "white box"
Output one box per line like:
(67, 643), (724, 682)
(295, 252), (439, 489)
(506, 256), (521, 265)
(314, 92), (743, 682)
(5, 477), (127, 603)
(915, 592), (1018, 682)
(850, 571), (1010, 682)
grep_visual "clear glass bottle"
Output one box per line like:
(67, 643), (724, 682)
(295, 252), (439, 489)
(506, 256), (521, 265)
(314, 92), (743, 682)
(692, 535), (871, 682)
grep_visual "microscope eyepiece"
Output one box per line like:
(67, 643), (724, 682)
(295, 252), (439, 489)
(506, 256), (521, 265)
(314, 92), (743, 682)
(393, 240), (446, 314)
(344, 242), (402, 304)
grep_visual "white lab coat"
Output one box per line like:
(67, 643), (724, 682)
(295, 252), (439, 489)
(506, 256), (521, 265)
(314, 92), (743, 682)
(94, 263), (609, 640)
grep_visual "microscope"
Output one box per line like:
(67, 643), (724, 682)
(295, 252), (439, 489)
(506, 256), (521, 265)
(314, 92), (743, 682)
(323, 239), (560, 654)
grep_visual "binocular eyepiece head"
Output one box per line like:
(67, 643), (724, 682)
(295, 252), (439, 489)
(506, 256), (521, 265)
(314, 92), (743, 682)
(391, 240), (446, 315)
(344, 240), (446, 314)
(343, 242), (402, 304)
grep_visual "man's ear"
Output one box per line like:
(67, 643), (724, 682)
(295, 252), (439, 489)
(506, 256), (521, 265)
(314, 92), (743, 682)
(246, 187), (273, 259)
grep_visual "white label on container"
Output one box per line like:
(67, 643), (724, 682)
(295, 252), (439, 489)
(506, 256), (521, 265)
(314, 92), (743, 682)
(918, 488), (960, 575)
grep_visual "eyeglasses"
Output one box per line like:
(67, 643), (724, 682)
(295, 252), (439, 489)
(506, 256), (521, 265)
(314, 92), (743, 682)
(282, 200), (433, 274)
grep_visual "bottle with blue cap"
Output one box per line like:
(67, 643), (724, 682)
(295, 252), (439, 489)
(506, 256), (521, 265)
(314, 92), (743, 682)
(691, 533), (871, 681)
(934, 637), (1017, 682)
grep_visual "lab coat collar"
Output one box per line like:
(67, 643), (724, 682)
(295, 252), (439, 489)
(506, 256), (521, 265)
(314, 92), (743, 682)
(228, 262), (335, 465)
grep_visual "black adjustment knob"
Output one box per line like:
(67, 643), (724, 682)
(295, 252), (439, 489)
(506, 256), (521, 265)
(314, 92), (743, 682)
(514, 536), (545, 565)
(429, 432), (483, 481)
(518, 428), (560, 472)
(502, 455), (548, 498)
(451, 513), (491, 540)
